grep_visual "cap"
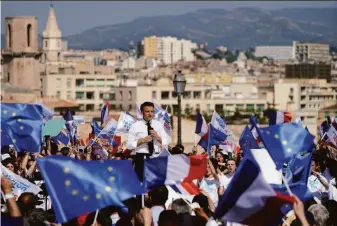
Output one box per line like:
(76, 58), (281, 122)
(1, 154), (11, 161)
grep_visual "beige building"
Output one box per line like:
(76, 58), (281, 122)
(293, 41), (330, 62)
(274, 79), (337, 136)
(112, 77), (268, 116)
(2, 16), (41, 95)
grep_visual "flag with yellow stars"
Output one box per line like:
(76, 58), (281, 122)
(37, 156), (145, 223)
(1, 103), (44, 152)
(256, 122), (315, 170)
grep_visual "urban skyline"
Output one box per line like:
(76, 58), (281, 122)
(1, 1), (337, 36)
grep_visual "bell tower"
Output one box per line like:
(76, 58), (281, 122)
(42, 4), (62, 62)
(2, 16), (41, 94)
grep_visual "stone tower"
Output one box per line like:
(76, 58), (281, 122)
(2, 16), (41, 94)
(42, 4), (62, 62)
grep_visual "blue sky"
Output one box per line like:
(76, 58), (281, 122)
(2, 1), (336, 36)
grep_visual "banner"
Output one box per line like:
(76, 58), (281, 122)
(1, 165), (42, 200)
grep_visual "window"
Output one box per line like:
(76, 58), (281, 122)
(96, 79), (104, 87)
(56, 91), (61, 99)
(128, 91), (132, 101)
(183, 91), (191, 99)
(7, 24), (12, 48)
(119, 91), (123, 101)
(99, 93), (104, 100)
(193, 91), (201, 99)
(152, 91), (157, 99)
(56, 78), (61, 88)
(257, 104), (265, 111)
(44, 40), (48, 48)
(86, 92), (94, 100)
(236, 104), (244, 110)
(108, 92), (115, 101)
(196, 104), (200, 112)
(86, 79), (95, 87)
(67, 91), (71, 99)
(67, 78), (72, 88)
(215, 104), (223, 113)
(246, 104), (254, 112)
(206, 104), (211, 114)
(161, 91), (170, 100)
(27, 24), (32, 47)
(76, 92), (84, 100)
(76, 79), (84, 87)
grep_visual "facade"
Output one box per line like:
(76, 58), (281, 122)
(143, 36), (197, 65)
(143, 36), (158, 58)
(293, 41), (330, 62)
(254, 46), (293, 60)
(112, 78), (267, 116)
(274, 79), (337, 136)
(2, 16), (41, 95)
(285, 64), (332, 81)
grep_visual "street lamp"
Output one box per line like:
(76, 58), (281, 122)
(173, 70), (186, 145)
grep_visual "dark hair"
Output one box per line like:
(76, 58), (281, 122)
(140, 102), (154, 112)
(171, 144), (184, 155)
(84, 211), (112, 226)
(60, 147), (70, 156)
(17, 192), (39, 216)
(209, 158), (218, 170)
(26, 208), (48, 226)
(149, 186), (168, 206)
(158, 210), (180, 226)
(226, 158), (237, 166)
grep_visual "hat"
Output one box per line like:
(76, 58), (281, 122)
(1, 154), (11, 161)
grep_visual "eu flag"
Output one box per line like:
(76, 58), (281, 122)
(256, 122), (315, 169)
(208, 124), (228, 149)
(239, 125), (259, 152)
(285, 151), (313, 184)
(1, 103), (43, 152)
(51, 130), (70, 146)
(37, 156), (144, 223)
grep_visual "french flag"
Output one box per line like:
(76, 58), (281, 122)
(269, 110), (292, 126)
(100, 102), (109, 125)
(171, 181), (200, 196)
(144, 154), (207, 190)
(214, 155), (294, 226)
(195, 112), (209, 150)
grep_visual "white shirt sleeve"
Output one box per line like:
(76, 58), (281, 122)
(328, 179), (337, 201)
(127, 124), (138, 150)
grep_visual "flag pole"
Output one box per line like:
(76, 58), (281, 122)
(281, 173), (293, 196)
(93, 209), (99, 225)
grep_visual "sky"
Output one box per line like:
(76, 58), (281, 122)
(2, 1), (337, 36)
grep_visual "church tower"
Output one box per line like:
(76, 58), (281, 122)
(2, 16), (41, 94)
(42, 4), (62, 62)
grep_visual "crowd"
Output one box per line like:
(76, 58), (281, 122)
(1, 102), (337, 226)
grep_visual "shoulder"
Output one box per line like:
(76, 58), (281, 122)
(152, 120), (163, 127)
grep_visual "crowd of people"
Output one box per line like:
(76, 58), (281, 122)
(1, 102), (337, 226)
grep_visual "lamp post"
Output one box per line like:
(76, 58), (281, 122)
(173, 70), (186, 146)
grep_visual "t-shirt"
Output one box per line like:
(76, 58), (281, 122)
(199, 176), (220, 207)
(220, 174), (233, 190)
(307, 175), (328, 202)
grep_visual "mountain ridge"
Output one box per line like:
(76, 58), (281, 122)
(2, 7), (337, 50)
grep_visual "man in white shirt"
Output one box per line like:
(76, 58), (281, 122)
(127, 102), (168, 181)
(220, 158), (237, 195)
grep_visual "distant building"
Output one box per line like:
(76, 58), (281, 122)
(285, 64), (332, 81)
(254, 46), (293, 60)
(293, 41), (330, 62)
(143, 36), (197, 64)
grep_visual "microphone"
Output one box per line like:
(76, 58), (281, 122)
(146, 122), (154, 155)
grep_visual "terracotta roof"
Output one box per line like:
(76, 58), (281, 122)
(41, 99), (79, 109)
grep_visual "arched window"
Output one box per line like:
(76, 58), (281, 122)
(7, 24), (12, 48)
(27, 24), (32, 47)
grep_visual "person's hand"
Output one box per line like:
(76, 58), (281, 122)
(149, 130), (160, 140)
(293, 195), (305, 220)
(1, 176), (13, 194)
(142, 136), (153, 143)
(138, 207), (152, 226)
(194, 208), (209, 220)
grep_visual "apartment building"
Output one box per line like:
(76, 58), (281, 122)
(143, 36), (197, 64)
(293, 41), (330, 62)
(274, 79), (337, 136)
(254, 46), (293, 60)
(144, 36), (158, 58)
(112, 78), (267, 116)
